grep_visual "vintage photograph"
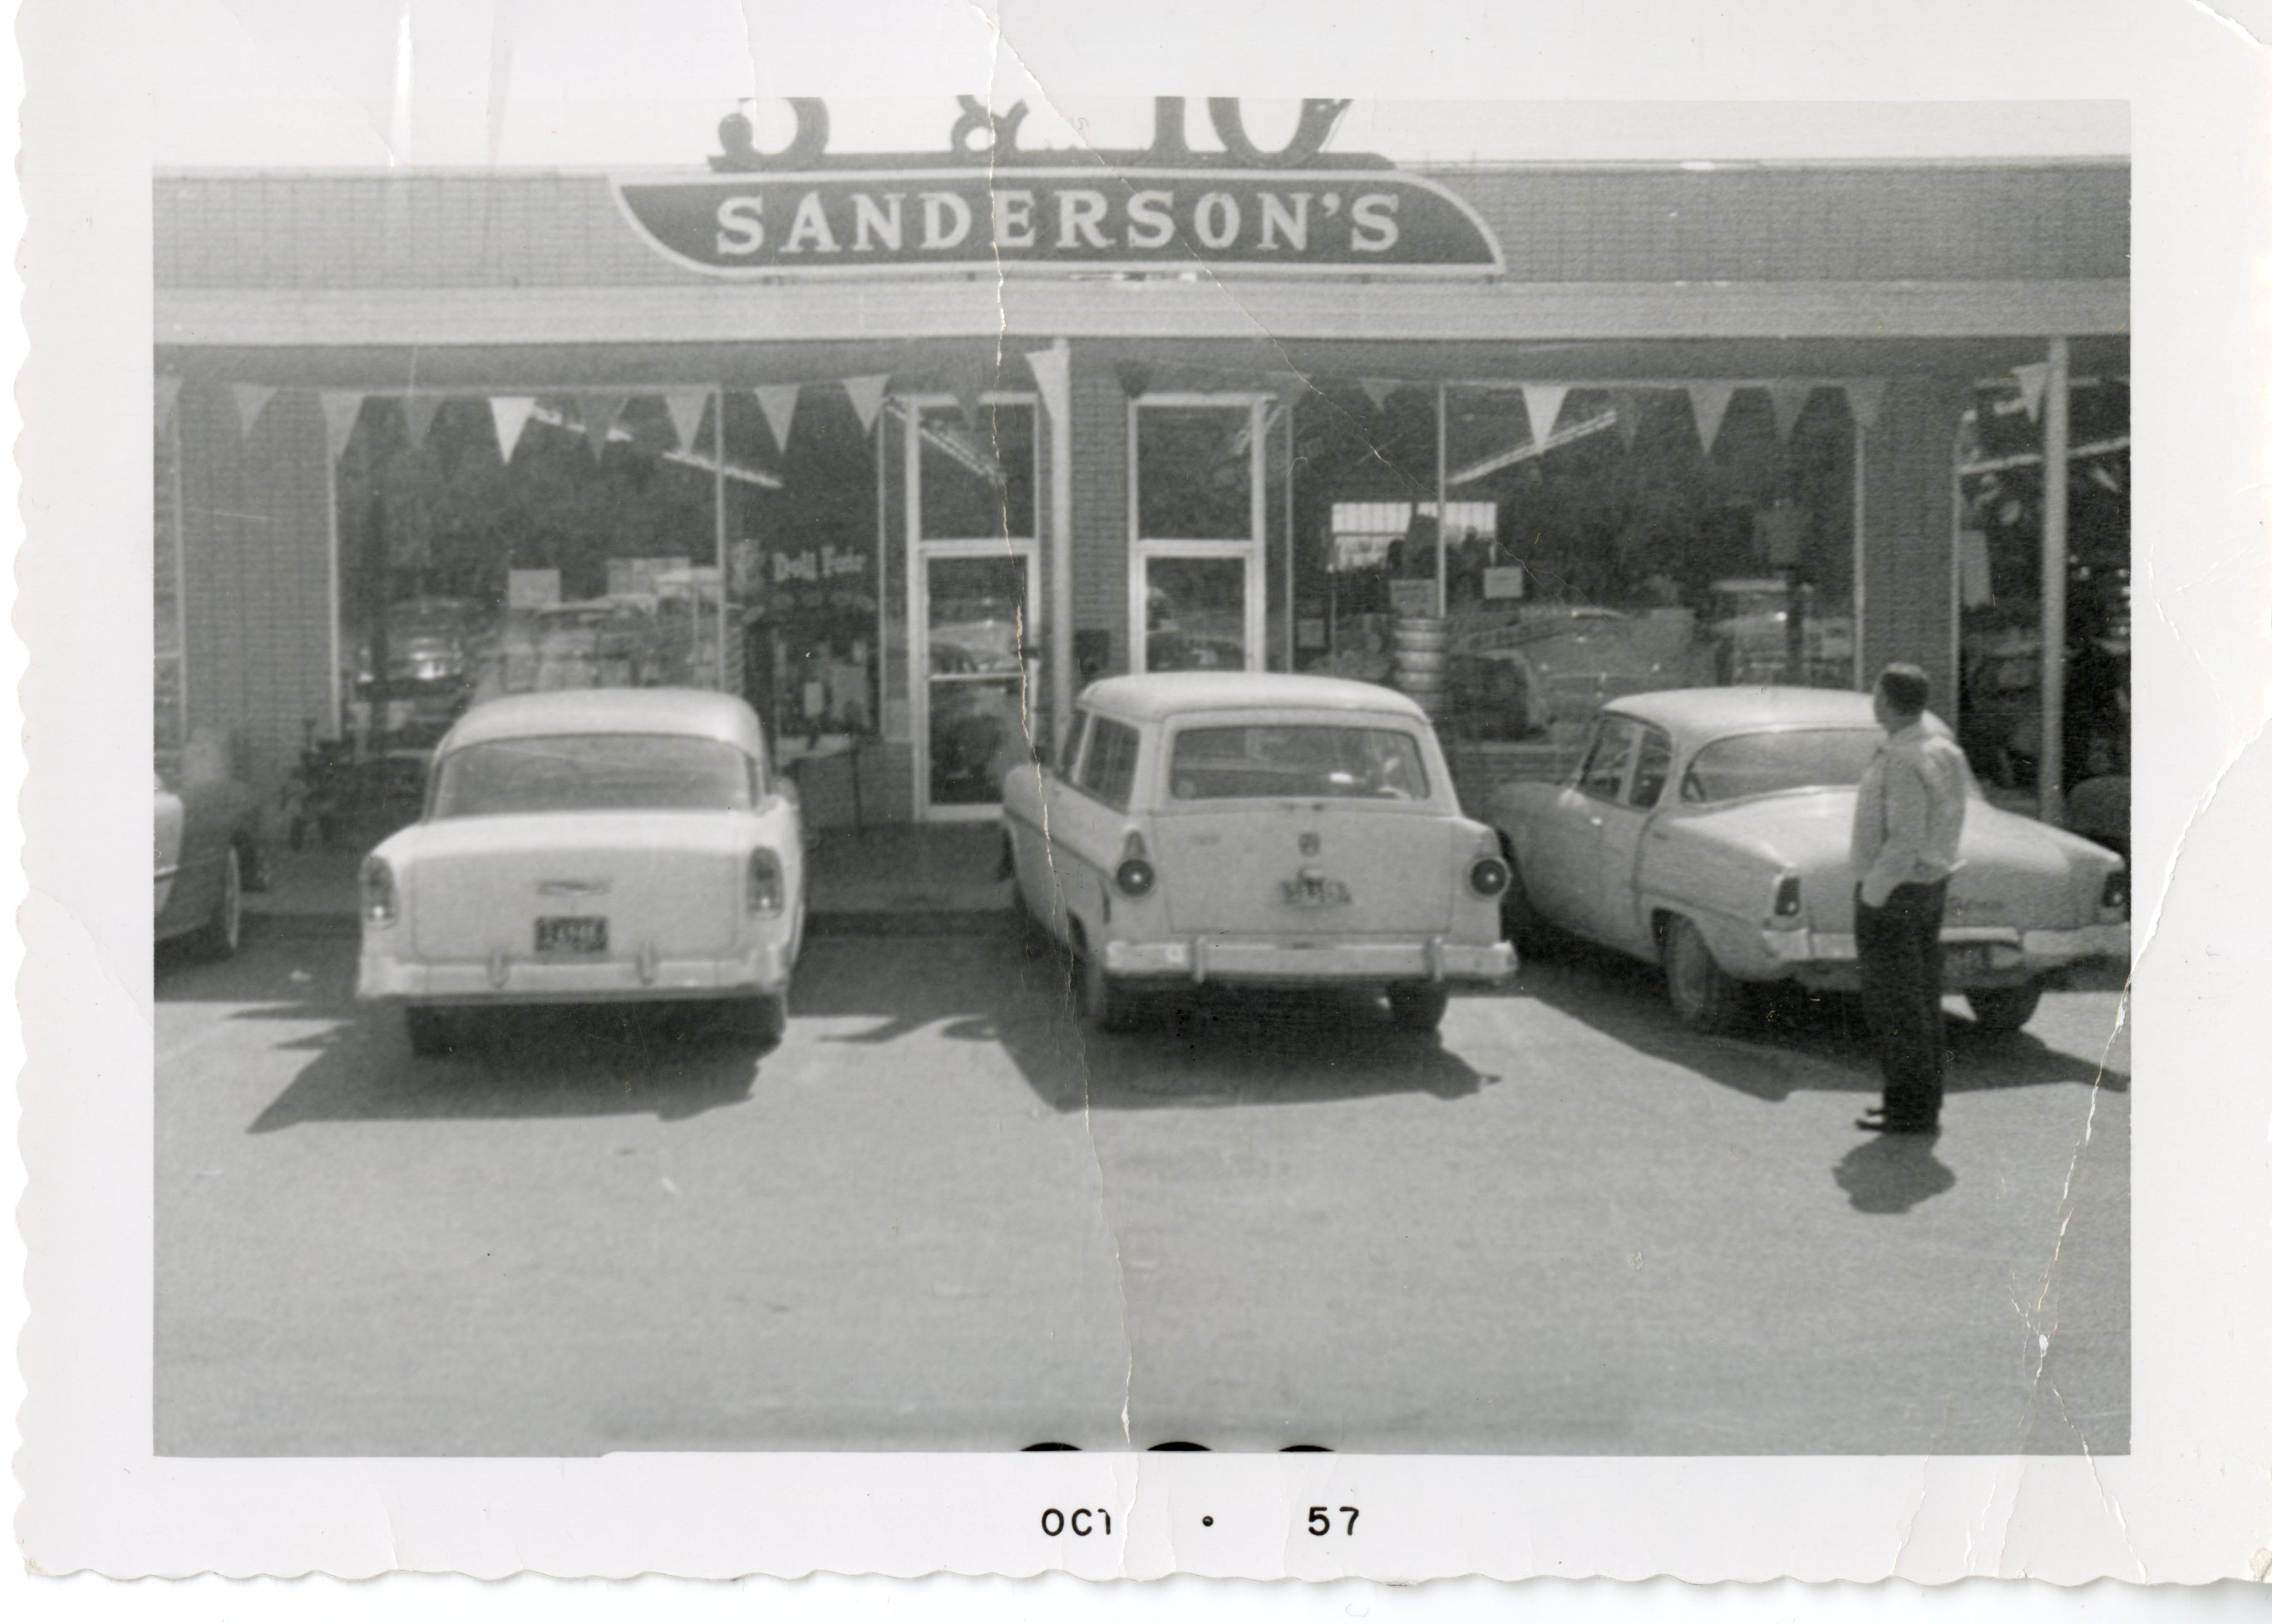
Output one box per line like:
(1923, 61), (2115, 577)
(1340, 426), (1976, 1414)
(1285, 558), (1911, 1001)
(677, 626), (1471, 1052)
(147, 89), (2132, 1460)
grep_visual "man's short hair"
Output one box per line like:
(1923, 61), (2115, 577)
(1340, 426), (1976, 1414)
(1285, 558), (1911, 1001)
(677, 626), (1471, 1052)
(1875, 663), (1930, 717)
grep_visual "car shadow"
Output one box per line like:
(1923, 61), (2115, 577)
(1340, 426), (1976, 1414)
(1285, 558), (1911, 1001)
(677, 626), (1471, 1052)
(247, 1001), (771, 1133)
(160, 937), (774, 1131)
(793, 925), (1494, 1113)
(1514, 938), (2129, 1106)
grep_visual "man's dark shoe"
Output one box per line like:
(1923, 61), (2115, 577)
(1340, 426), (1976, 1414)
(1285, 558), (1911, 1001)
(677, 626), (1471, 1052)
(1855, 1114), (1939, 1134)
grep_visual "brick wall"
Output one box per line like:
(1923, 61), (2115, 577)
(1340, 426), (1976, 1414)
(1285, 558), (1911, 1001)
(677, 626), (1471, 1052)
(1068, 344), (1132, 678)
(1858, 376), (1972, 711)
(175, 381), (336, 804)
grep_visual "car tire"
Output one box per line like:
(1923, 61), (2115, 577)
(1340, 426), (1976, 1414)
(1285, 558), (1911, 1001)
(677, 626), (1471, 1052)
(725, 990), (789, 1046)
(1387, 983), (1451, 1032)
(1965, 982), (2043, 1036)
(405, 1004), (460, 1058)
(1663, 916), (1749, 1035)
(1078, 935), (1139, 1033)
(1497, 845), (1557, 958)
(186, 845), (244, 961)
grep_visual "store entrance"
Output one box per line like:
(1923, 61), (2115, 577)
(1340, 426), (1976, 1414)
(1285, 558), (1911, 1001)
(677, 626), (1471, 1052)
(903, 395), (1042, 820)
(918, 548), (1038, 815)
(1130, 396), (1269, 674)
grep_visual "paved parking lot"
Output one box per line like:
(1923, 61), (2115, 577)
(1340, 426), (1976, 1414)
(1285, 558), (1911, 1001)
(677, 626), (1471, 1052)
(155, 920), (2127, 1455)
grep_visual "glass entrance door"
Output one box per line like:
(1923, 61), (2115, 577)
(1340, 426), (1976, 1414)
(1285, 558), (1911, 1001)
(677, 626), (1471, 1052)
(1131, 396), (1268, 674)
(920, 549), (1037, 815)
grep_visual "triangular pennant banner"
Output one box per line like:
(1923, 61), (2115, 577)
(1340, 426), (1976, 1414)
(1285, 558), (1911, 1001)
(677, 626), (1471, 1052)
(231, 384), (277, 436)
(842, 375), (890, 433)
(2012, 362), (2050, 421)
(1767, 383), (1813, 444)
(1520, 384), (1568, 444)
(402, 393), (445, 449)
(1359, 378), (1399, 411)
(1023, 348), (1068, 426)
(1688, 382), (1737, 456)
(1844, 378), (1887, 432)
(155, 375), (182, 431)
(489, 396), (536, 462)
(1612, 391), (1643, 450)
(754, 385), (801, 454)
(579, 392), (628, 456)
(663, 389), (712, 452)
(320, 392), (364, 464)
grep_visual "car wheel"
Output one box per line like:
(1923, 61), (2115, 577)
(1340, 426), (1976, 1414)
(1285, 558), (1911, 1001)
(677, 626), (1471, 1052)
(405, 1005), (460, 1058)
(725, 990), (788, 1046)
(1497, 845), (1556, 958)
(1663, 916), (1749, 1035)
(1387, 983), (1451, 1032)
(186, 845), (244, 961)
(1965, 982), (2043, 1036)
(1078, 934), (1139, 1033)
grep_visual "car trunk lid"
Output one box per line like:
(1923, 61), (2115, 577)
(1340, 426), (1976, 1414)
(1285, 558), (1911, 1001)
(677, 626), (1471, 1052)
(405, 813), (750, 960)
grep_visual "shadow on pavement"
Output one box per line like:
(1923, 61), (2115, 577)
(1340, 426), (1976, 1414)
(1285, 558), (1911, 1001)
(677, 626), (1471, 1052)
(1834, 1134), (1959, 1213)
(793, 925), (1494, 1112)
(1515, 939), (2127, 1106)
(248, 1004), (769, 1133)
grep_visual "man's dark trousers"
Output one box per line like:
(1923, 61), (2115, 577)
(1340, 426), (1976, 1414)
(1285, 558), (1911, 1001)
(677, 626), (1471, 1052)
(1855, 878), (1950, 1127)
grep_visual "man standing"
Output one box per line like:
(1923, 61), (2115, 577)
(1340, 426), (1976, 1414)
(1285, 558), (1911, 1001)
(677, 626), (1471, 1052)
(1851, 663), (1969, 1134)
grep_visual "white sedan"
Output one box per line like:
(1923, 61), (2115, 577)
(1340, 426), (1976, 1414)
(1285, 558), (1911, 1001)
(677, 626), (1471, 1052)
(1486, 687), (2130, 1034)
(357, 688), (806, 1056)
(1002, 672), (1515, 1032)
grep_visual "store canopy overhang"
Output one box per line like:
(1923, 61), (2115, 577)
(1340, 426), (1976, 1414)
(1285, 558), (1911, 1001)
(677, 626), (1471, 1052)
(155, 329), (2129, 395)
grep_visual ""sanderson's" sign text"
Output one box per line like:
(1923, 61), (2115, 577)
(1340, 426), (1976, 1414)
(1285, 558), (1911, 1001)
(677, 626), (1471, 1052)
(612, 169), (1502, 277)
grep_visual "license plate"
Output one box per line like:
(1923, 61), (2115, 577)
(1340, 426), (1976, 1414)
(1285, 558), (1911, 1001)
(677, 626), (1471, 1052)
(535, 916), (608, 955)
(1279, 874), (1352, 908)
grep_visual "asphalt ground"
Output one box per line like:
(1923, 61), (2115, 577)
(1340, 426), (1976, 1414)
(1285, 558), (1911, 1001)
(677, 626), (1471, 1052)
(155, 920), (2127, 1456)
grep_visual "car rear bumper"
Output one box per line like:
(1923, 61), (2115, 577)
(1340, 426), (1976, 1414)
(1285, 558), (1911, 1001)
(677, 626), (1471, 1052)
(357, 940), (792, 1005)
(1102, 936), (1515, 987)
(1756, 922), (2129, 989)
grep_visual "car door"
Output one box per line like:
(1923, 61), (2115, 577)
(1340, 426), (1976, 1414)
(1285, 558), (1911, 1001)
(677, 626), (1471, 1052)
(1049, 712), (1145, 945)
(1586, 721), (1673, 954)
(1525, 715), (1643, 940)
(1010, 710), (1088, 938)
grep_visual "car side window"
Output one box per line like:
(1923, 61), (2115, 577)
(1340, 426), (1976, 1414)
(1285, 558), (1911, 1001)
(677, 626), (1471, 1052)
(1055, 710), (1091, 777)
(1628, 726), (1673, 809)
(1577, 716), (1640, 800)
(1074, 716), (1141, 810)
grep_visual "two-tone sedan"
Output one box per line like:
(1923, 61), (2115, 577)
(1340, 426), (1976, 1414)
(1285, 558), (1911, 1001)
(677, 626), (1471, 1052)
(1486, 688), (2130, 1035)
(357, 688), (805, 1056)
(1001, 672), (1515, 1033)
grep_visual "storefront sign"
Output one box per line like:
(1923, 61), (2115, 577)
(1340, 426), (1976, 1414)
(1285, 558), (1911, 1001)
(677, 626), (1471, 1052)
(1482, 565), (1525, 600)
(619, 100), (1497, 278)
(614, 167), (1501, 278)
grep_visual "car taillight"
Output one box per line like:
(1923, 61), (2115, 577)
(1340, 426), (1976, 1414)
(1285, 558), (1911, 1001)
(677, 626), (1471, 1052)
(1114, 831), (1156, 900)
(360, 856), (397, 927)
(1772, 874), (1802, 919)
(1467, 855), (1511, 898)
(2100, 868), (2129, 920)
(747, 849), (785, 916)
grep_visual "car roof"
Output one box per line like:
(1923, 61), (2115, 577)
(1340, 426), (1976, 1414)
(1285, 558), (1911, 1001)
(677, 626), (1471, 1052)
(1602, 686), (1880, 741)
(440, 687), (770, 758)
(1081, 671), (1431, 724)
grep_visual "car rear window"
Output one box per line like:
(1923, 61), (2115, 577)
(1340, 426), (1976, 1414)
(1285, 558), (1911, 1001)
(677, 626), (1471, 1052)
(430, 734), (757, 819)
(1680, 728), (1885, 804)
(1168, 725), (1431, 801)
